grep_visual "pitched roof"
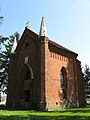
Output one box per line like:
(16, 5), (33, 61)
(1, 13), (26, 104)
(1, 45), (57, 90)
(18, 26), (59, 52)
(49, 39), (78, 56)
(15, 27), (78, 57)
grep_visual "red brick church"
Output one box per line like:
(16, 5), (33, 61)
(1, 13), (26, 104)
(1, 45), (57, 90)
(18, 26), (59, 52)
(7, 17), (86, 111)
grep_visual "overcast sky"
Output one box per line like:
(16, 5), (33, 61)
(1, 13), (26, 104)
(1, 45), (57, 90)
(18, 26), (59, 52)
(1, 0), (90, 67)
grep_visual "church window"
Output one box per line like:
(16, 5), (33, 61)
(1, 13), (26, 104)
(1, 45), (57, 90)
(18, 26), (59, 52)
(26, 70), (31, 80)
(60, 71), (64, 87)
(25, 42), (29, 49)
(60, 67), (67, 99)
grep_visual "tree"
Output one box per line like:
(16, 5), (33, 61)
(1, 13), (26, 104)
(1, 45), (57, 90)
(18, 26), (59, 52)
(0, 32), (20, 94)
(0, 6), (4, 49)
(0, 5), (4, 26)
(83, 64), (90, 99)
(0, 16), (3, 26)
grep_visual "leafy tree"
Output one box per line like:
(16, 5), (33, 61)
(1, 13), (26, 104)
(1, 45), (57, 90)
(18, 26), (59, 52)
(0, 32), (20, 94)
(83, 64), (90, 99)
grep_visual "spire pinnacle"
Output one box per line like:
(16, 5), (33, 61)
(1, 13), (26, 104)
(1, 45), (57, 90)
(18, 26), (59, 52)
(39, 17), (48, 37)
(11, 37), (17, 53)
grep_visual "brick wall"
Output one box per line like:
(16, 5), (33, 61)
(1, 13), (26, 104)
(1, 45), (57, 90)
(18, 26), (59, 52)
(45, 40), (85, 110)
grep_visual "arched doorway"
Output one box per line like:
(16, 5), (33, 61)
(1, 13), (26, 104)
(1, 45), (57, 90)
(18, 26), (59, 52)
(19, 63), (34, 109)
(60, 67), (67, 99)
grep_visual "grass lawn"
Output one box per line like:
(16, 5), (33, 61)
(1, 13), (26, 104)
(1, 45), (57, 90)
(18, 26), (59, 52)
(0, 107), (90, 120)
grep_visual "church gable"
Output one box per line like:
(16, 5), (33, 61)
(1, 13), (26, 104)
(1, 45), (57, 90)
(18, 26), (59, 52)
(13, 27), (39, 74)
(15, 28), (39, 80)
(16, 27), (38, 55)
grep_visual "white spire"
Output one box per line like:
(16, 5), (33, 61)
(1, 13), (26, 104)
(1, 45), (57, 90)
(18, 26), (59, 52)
(39, 17), (48, 37)
(11, 37), (17, 53)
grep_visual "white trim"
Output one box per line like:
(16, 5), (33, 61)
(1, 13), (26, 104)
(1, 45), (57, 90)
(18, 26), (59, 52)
(25, 63), (34, 79)
(19, 63), (34, 80)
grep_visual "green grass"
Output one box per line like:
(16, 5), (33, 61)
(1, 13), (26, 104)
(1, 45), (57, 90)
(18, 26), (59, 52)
(0, 108), (90, 120)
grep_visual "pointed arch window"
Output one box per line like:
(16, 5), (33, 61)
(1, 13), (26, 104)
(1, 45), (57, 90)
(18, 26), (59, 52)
(26, 70), (31, 80)
(60, 67), (67, 99)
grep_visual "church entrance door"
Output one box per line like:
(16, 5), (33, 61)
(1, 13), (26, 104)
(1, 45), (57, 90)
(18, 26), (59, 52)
(24, 79), (33, 109)
(19, 63), (34, 109)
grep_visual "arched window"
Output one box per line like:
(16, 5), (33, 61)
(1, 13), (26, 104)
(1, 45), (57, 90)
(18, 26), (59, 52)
(25, 70), (31, 80)
(60, 67), (67, 99)
(25, 63), (34, 80)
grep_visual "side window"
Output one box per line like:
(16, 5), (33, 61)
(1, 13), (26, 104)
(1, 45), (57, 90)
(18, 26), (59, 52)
(60, 67), (67, 99)
(60, 71), (64, 88)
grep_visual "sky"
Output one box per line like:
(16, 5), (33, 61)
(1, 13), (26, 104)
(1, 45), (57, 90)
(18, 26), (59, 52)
(0, 0), (90, 67)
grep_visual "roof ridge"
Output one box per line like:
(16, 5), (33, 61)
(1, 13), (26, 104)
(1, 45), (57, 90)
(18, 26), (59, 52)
(49, 39), (78, 56)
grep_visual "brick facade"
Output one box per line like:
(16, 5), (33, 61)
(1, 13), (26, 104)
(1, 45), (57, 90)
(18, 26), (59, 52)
(7, 27), (86, 111)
